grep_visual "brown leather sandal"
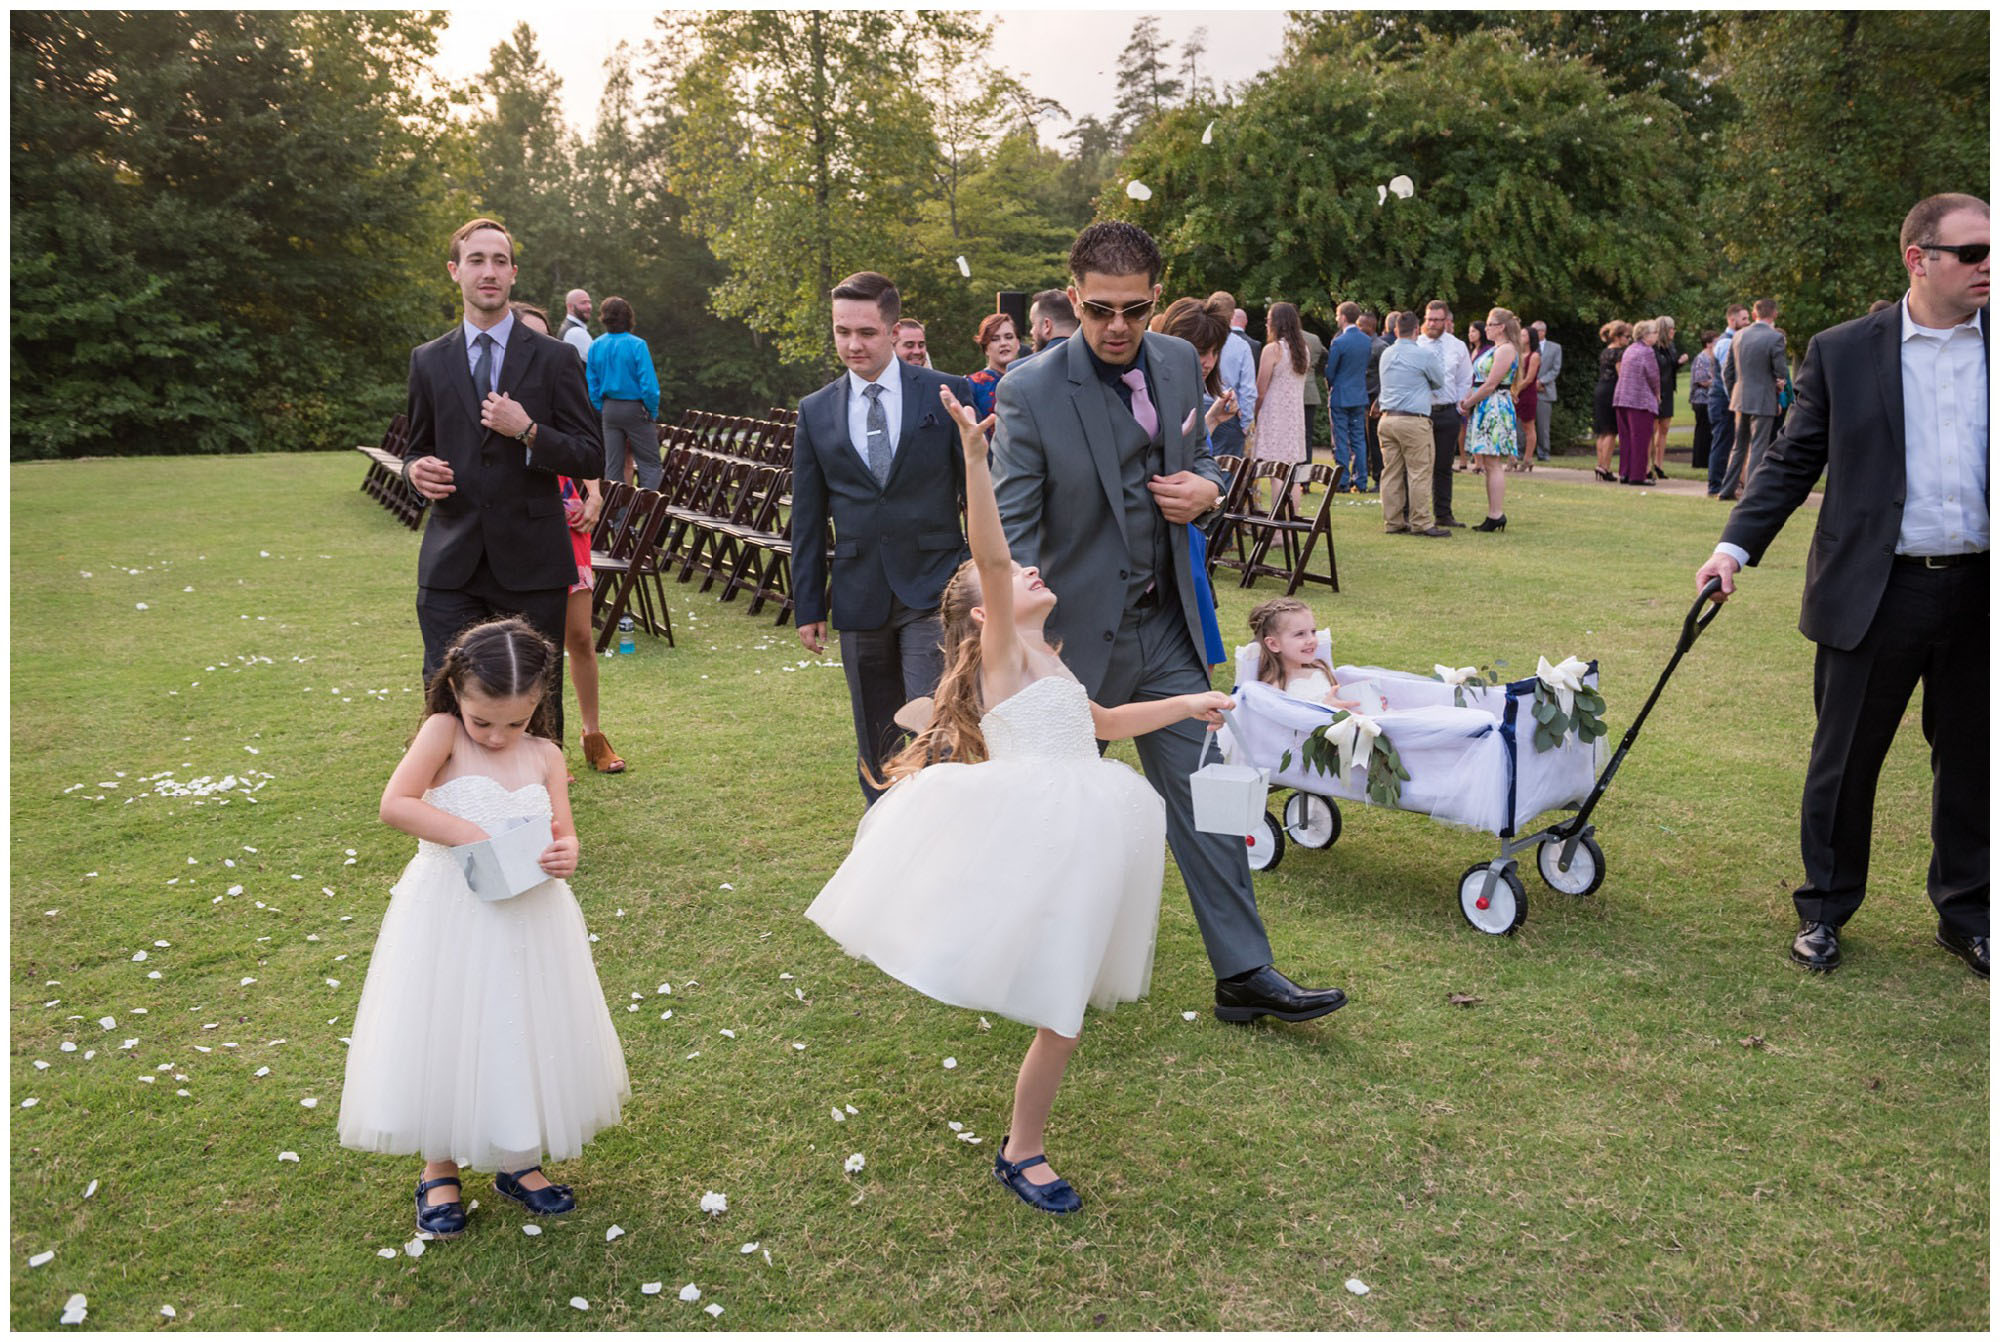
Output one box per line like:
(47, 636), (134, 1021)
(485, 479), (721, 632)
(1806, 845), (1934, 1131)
(582, 731), (626, 774)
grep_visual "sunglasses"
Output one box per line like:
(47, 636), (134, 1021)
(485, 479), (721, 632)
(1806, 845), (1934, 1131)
(1920, 241), (1990, 265)
(1076, 297), (1158, 324)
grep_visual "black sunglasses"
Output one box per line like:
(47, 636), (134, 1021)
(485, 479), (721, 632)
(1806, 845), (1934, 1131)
(1920, 241), (1990, 265)
(1076, 297), (1158, 323)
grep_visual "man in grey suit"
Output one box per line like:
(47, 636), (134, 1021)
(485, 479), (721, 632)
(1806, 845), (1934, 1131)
(1531, 320), (1561, 461)
(993, 221), (1347, 1025)
(791, 271), (972, 806)
(1717, 298), (1791, 499)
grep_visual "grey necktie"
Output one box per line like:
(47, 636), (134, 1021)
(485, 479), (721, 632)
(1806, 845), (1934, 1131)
(863, 383), (891, 484)
(472, 332), (495, 397)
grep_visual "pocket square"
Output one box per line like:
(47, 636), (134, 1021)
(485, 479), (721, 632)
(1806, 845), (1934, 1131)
(1181, 406), (1200, 436)
(920, 411), (939, 428)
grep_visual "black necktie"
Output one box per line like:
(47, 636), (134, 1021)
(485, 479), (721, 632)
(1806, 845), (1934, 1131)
(473, 333), (495, 397)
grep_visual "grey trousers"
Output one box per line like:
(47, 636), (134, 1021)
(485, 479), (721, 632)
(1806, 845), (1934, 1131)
(1097, 597), (1275, 979)
(1535, 393), (1554, 460)
(601, 398), (661, 489)
(1719, 412), (1776, 497)
(839, 596), (944, 806)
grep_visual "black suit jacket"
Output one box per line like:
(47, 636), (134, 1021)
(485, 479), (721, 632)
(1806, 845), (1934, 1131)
(1721, 304), (1988, 651)
(789, 361), (972, 630)
(402, 323), (604, 592)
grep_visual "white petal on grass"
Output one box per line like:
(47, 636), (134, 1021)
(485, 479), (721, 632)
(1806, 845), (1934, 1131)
(844, 1104), (857, 1114)
(705, 1303), (724, 1317)
(1345, 1278), (1371, 1296)
(640, 1282), (663, 1296)
(29, 1250), (54, 1267)
(132, 950), (148, 962)
(60, 1293), (87, 1326)
(404, 1238), (424, 1258)
(300, 1098), (318, 1109)
(278, 1151), (300, 1163)
(948, 1121), (963, 1131)
(60, 1043), (76, 1053)
(84, 1180), (98, 1199)
(21, 1098), (39, 1108)
(679, 1283), (702, 1302)
(522, 1224), (542, 1236)
(718, 1029), (735, 1039)
(792, 1042), (806, 1051)
(844, 1153), (866, 1173)
(942, 1056), (957, 1070)
(1182, 1011), (1199, 1021)
(98, 1017), (115, 1030)
(33, 1060), (48, 1070)
(1125, 179), (1153, 201)
(605, 1224), (625, 1242)
(956, 1132), (982, 1143)
(699, 1190), (728, 1216)
(739, 1241), (760, 1254)
(657, 983), (672, 995)
(254, 1066), (271, 1077)
(377, 1247), (397, 1259)
(718, 882), (733, 891)
(569, 1297), (589, 1312)
(160, 1305), (176, 1317)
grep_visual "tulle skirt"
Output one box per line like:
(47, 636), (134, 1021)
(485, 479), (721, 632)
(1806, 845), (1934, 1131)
(805, 756), (1167, 1039)
(337, 850), (630, 1170)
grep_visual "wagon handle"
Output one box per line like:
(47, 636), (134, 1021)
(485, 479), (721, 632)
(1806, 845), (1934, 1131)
(1557, 577), (1727, 838)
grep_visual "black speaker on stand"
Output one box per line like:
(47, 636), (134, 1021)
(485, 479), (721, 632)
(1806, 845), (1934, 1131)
(996, 290), (1028, 336)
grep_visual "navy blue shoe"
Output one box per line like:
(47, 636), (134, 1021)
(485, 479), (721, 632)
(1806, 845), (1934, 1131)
(993, 1139), (1082, 1215)
(494, 1167), (576, 1216)
(415, 1175), (467, 1238)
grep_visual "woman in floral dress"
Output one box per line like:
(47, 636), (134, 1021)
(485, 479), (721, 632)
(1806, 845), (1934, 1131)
(1457, 306), (1521, 532)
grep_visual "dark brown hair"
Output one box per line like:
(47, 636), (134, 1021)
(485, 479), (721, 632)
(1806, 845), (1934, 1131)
(1395, 311), (1420, 337)
(449, 217), (513, 265)
(831, 271), (901, 324)
(1900, 192), (1988, 251)
(1154, 297), (1228, 396)
(1752, 298), (1777, 319)
(510, 301), (552, 334)
(1336, 300), (1360, 324)
(422, 617), (558, 741)
(1267, 302), (1308, 375)
(600, 296), (634, 333)
(1069, 221), (1162, 284)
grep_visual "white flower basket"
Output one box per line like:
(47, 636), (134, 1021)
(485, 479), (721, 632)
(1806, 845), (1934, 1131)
(1191, 718), (1270, 835)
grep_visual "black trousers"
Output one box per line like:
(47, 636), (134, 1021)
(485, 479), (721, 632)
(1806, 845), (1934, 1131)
(1794, 558), (1989, 937)
(1429, 404), (1461, 524)
(1364, 409), (1384, 485)
(838, 596), (945, 806)
(1690, 401), (1712, 469)
(417, 553), (571, 743)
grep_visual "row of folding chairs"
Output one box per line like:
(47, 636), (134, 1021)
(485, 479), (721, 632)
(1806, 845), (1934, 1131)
(354, 414), (428, 530)
(670, 409), (794, 464)
(1206, 457), (1341, 595)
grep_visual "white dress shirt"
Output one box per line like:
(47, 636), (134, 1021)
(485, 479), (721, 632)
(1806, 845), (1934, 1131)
(1713, 296), (1988, 567)
(463, 310), (515, 389)
(1418, 331), (1474, 405)
(845, 365), (903, 470)
(1895, 295), (1988, 555)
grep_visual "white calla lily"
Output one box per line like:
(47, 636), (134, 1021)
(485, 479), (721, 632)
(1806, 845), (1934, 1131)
(1536, 655), (1589, 718)
(1434, 664), (1479, 685)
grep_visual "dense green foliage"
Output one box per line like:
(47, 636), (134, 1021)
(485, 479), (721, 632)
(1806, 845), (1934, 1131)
(9, 11), (1988, 458)
(11, 12), (462, 458)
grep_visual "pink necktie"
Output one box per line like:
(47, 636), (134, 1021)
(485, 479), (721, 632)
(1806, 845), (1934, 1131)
(1120, 368), (1159, 439)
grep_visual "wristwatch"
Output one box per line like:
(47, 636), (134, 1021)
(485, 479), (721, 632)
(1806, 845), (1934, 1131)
(517, 421), (537, 448)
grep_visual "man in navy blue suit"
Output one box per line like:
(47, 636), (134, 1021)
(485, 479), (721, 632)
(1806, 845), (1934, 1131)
(791, 272), (973, 805)
(1324, 301), (1374, 491)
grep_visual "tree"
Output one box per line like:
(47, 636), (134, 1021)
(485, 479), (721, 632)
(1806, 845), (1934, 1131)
(649, 9), (981, 370)
(462, 24), (586, 301)
(11, 11), (460, 457)
(1181, 27), (1213, 104)
(1112, 17), (1184, 143)
(1700, 10), (1989, 347)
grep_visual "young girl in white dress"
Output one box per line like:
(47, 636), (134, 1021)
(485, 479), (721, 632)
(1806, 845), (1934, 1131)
(806, 387), (1233, 1217)
(1248, 597), (1360, 708)
(339, 617), (629, 1239)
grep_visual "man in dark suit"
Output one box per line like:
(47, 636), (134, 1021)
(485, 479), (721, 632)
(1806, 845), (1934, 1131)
(1716, 298), (1791, 499)
(791, 271), (972, 805)
(995, 221), (1346, 1026)
(402, 218), (603, 742)
(1697, 192), (1989, 978)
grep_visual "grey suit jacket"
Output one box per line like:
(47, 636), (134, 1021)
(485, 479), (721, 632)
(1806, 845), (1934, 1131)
(1725, 321), (1788, 416)
(1537, 338), (1562, 398)
(992, 331), (1222, 698)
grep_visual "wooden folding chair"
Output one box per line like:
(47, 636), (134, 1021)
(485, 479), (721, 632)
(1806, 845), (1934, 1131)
(1242, 462), (1341, 595)
(1212, 459), (1293, 583)
(590, 490), (673, 653)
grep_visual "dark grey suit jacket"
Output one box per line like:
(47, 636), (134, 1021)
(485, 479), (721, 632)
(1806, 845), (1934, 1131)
(992, 331), (1222, 697)
(788, 361), (971, 630)
(1720, 304), (1988, 650)
(1723, 321), (1789, 416)
(402, 324), (603, 592)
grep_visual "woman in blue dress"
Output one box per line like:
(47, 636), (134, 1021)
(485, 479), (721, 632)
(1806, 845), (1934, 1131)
(1457, 306), (1521, 532)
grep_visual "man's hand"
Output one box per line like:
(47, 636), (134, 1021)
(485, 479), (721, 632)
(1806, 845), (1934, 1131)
(481, 391), (531, 439)
(1695, 550), (1740, 603)
(1147, 470), (1221, 525)
(798, 621), (828, 655)
(406, 455), (456, 500)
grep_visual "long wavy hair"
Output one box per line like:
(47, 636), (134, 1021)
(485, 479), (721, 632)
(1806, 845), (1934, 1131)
(882, 559), (990, 782)
(1248, 597), (1333, 688)
(1267, 302), (1308, 375)
(421, 616), (559, 741)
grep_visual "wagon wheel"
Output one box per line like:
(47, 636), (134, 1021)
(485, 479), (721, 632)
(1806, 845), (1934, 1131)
(1282, 792), (1341, 849)
(1536, 834), (1606, 897)
(1245, 810), (1286, 873)
(1458, 862), (1526, 936)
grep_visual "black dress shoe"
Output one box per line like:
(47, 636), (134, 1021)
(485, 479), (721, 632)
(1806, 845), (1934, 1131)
(1936, 924), (1989, 979)
(415, 1175), (467, 1238)
(1215, 965), (1347, 1023)
(1790, 920), (1841, 972)
(494, 1167), (576, 1216)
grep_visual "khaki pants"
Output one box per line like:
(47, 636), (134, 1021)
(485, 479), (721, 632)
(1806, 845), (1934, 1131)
(1378, 413), (1435, 531)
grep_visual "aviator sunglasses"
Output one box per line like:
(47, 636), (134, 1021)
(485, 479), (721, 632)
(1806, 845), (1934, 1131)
(1076, 296), (1159, 323)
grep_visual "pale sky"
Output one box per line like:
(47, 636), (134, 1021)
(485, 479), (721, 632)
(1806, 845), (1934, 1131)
(435, 8), (1293, 145)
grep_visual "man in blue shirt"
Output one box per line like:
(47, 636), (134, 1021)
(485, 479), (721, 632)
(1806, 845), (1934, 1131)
(1324, 301), (1373, 491)
(1705, 304), (1748, 496)
(583, 296), (662, 489)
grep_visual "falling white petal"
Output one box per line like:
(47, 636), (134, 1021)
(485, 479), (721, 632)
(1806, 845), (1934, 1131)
(1390, 174), (1414, 198)
(1377, 184), (1387, 206)
(1202, 119), (1216, 145)
(955, 256), (971, 278)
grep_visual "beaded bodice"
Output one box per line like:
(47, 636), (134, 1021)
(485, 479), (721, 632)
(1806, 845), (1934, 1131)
(979, 676), (1098, 764)
(414, 774), (553, 862)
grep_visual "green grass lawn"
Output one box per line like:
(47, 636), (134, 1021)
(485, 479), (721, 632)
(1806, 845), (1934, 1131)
(10, 454), (1986, 1329)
